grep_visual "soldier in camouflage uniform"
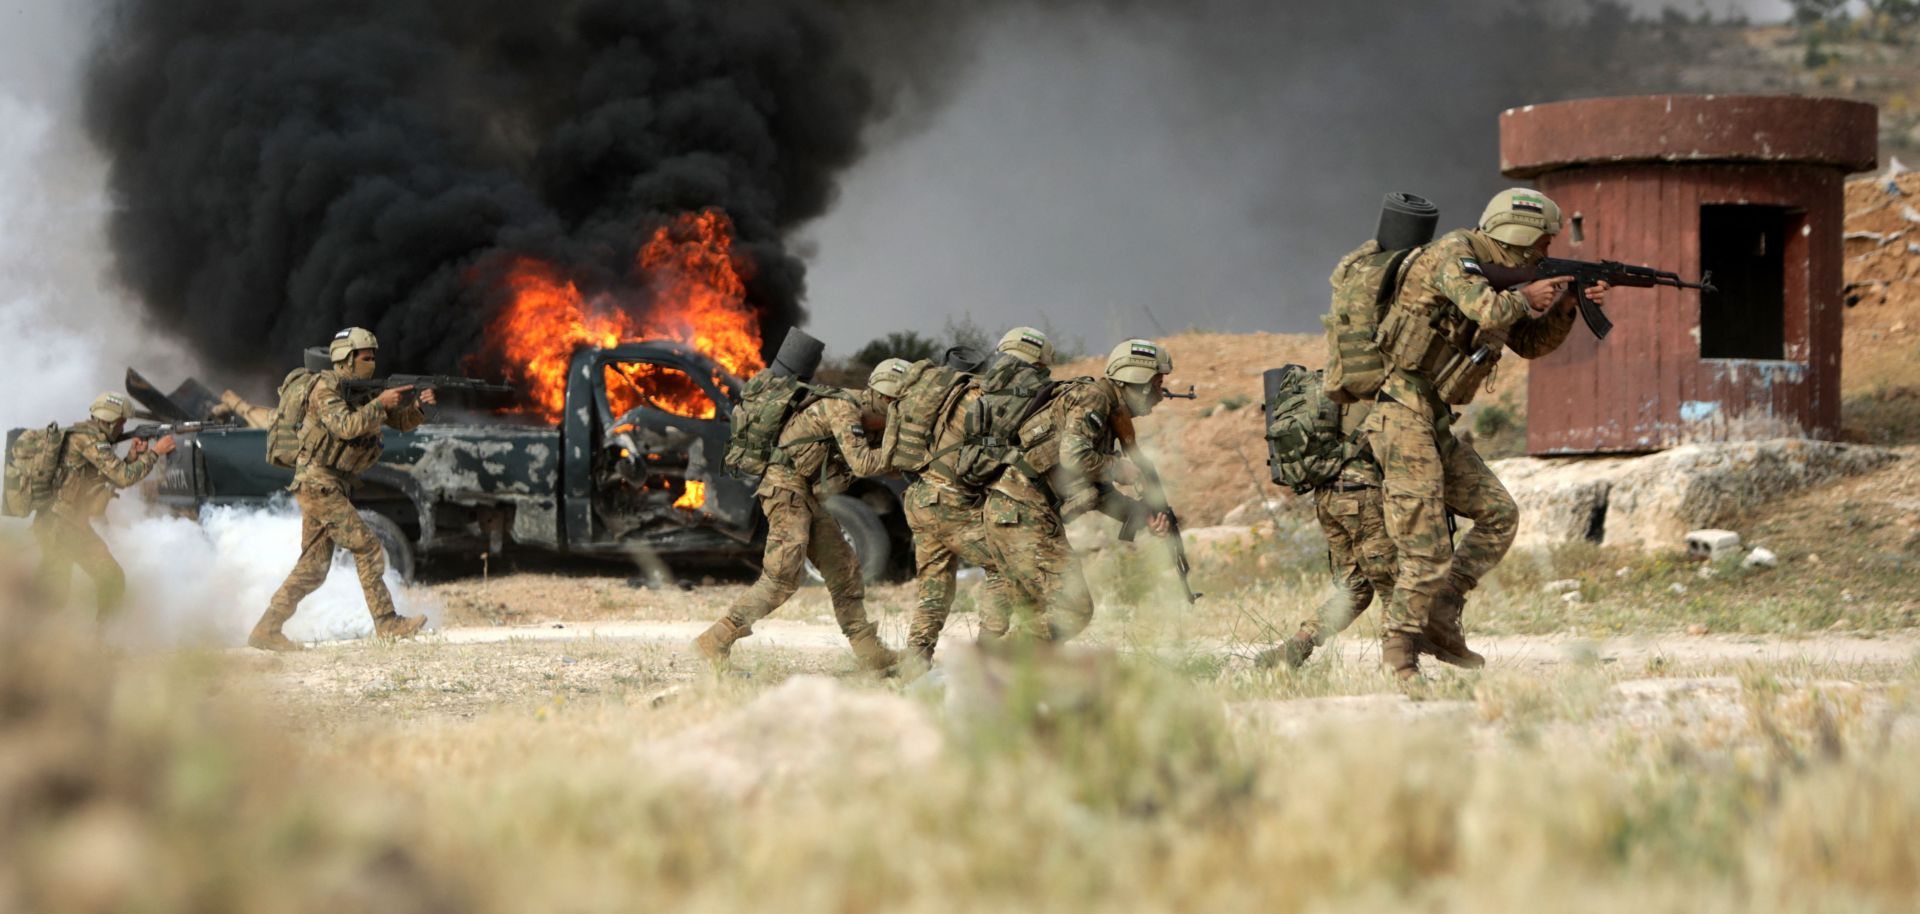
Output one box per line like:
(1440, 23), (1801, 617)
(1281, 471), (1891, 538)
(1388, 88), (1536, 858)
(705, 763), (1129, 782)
(33, 392), (176, 617)
(248, 327), (434, 652)
(692, 352), (901, 673)
(896, 328), (1046, 664)
(1261, 400), (1394, 668)
(1366, 189), (1609, 679)
(982, 338), (1175, 643)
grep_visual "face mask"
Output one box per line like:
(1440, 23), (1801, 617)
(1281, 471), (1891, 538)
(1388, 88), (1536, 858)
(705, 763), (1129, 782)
(1120, 383), (1156, 417)
(346, 354), (377, 381)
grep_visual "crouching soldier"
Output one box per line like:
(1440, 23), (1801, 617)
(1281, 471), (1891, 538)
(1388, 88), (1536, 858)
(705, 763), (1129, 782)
(248, 327), (434, 651)
(693, 330), (901, 673)
(33, 392), (176, 617)
(982, 338), (1176, 643)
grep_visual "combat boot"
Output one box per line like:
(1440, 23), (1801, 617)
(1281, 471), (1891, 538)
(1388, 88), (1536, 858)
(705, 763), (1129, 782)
(847, 626), (901, 674)
(247, 602), (304, 652)
(1419, 585), (1485, 669)
(692, 617), (750, 667)
(373, 612), (429, 640)
(1381, 631), (1421, 682)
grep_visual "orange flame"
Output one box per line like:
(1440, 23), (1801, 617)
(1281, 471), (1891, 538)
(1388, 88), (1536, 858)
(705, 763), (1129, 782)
(674, 480), (707, 510)
(490, 210), (765, 422)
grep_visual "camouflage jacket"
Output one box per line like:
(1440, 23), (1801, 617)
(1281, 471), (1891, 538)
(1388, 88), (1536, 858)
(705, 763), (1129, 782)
(991, 377), (1128, 515)
(760, 392), (896, 500)
(51, 419), (158, 519)
(293, 372), (426, 491)
(1382, 228), (1575, 412)
(913, 383), (982, 503)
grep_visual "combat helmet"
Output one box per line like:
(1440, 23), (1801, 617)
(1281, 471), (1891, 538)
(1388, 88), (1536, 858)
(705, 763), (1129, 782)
(1479, 188), (1562, 247)
(996, 326), (1055, 367)
(1105, 338), (1172, 385)
(89, 392), (132, 423)
(867, 358), (913, 398)
(328, 326), (380, 364)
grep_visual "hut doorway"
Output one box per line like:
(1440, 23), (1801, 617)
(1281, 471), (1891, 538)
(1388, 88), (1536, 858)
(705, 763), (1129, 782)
(1698, 203), (1793, 361)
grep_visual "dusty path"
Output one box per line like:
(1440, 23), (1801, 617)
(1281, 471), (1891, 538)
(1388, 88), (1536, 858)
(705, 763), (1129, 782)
(417, 617), (1919, 669)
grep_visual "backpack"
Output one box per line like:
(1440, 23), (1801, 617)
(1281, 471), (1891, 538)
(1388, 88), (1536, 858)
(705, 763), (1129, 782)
(1322, 239), (1422, 404)
(1263, 364), (1358, 494)
(947, 357), (1059, 489)
(2, 423), (69, 517)
(885, 360), (972, 473)
(723, 370), (817, 479)
(265, 367), (320, 470)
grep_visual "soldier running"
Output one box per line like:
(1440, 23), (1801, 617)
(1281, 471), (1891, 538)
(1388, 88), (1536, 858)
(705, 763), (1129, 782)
(981, 338), (1175, 643)
(248, 327), (434, 651)
(1366, 188), (1608, 679)
(692, 331), (901, 673)
(33, 393), (176, 617)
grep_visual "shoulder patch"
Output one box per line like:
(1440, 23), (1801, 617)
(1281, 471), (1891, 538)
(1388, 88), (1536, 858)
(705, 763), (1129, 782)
(1458, 257), (1483, 277)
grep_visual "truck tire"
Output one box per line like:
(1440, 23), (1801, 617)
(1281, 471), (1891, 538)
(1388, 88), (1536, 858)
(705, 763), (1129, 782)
(355, 510), (417, 584)
(821, 494), (891, 584)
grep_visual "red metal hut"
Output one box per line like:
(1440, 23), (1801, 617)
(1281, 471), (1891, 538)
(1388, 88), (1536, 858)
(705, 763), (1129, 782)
(1499, 95), (1878, 455)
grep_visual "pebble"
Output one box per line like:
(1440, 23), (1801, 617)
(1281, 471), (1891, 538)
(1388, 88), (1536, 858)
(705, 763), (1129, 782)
(1543, 579), (1583, 594)
(1669, 582), (1688, 595)
(1686, 623), (1710, 636)
(1614, 567), (1631, 578)
(1560, 591), (1584, 604)
(1696, 565), (1718, 579)
(1743, 547), (1778, 569)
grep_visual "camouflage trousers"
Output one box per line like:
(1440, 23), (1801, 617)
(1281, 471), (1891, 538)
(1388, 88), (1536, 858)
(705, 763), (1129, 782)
(981, 491), (1094, 642)
(722, 487), (874, 639)
(32, 511), (126, 617)
(256, 483), (398, 632)
(1296, 484), (1397, 645)
(1365, 398), (1518, 635)
(902, 480), (1013, 659)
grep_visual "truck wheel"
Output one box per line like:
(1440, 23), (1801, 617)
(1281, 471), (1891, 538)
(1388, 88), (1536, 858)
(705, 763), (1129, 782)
(355, 510), (417, 584)
(814, 494), (891, 584)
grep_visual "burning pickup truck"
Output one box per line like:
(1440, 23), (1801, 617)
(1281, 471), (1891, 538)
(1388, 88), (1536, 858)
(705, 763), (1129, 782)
(135, 341), (910, 582)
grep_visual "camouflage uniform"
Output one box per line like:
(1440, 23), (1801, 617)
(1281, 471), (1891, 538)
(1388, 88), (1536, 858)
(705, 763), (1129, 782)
(707, 392), (898, 667)
(253, 372), (425, 642)
(33, 420), (158, 616)
(1295, 411), (1394, 649)
(902, 384), (1013, 660)
(1368, 228), (1573, 644)
(982, 377), (1134, 642)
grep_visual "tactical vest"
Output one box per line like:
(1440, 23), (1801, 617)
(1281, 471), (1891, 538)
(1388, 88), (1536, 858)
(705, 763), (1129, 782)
(2, 422), (69, 517)
(296, 372), (384, 476)
(1374, 230), (1507, 406)
(265, 367), (317, 470)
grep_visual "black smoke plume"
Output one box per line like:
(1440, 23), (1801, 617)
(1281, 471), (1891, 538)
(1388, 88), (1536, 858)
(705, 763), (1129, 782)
(84, 0), (878, 377)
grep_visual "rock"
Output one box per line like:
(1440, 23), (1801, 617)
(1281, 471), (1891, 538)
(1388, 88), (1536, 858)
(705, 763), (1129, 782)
(1696, 565), (1718, 579)
(1561, 591), (1584, 604)
(1495, 441), (1901, 552)
(1668, 582), (1688, 595)
(1808, 553), (1822, 565)
(1842, 590), (1856, 603)
(1743, 546), (1779, 569)
(1614, 567), (1630, 578)
(1686, 623), (1709, 636)
(1543, 579), (1583, 594)
(1223, 498), (1289, 526)
(1685, 529), (1742, 561)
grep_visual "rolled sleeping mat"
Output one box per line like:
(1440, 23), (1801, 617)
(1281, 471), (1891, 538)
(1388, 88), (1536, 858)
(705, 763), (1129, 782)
(942, 345), (990, 374)
(303, 346), (333, 373)
(1262, 367), (1293, 419)
(769, 328), (826, 380)
(1376, 191), (1438, 251)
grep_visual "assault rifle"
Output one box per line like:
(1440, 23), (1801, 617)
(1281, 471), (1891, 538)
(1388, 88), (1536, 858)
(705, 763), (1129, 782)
(1112, 412), (1199, 603)
(113, 419), (236, 443)
(341, 374), (515, 405)
(1476, 257), (1715, 341)
(1161, 384), (1198, 401)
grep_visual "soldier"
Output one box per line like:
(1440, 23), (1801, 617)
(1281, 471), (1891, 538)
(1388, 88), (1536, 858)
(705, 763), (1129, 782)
(33, 392), (176, 617)
(1366, 188), (1608, 679)
(248, 327), (435, 652)
(692, 333), (901, 673)
(896, 327), (1047, 665)
(1261, 399), (1392, 668)
(981, 338), (1175, 643)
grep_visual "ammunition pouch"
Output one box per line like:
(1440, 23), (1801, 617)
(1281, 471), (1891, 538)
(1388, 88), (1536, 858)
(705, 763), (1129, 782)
(1380, 304), (1503, 407)
(299, 420), (382, 476)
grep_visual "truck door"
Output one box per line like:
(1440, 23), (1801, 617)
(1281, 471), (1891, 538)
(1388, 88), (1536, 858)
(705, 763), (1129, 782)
(593, 355), (755, 539)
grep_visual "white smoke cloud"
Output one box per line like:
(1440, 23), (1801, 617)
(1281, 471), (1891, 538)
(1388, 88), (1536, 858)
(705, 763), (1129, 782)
(98, 495), (441, 649)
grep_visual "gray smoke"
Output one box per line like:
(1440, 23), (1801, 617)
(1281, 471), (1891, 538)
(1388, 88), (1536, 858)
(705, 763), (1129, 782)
(801, 0), (1788, 350)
